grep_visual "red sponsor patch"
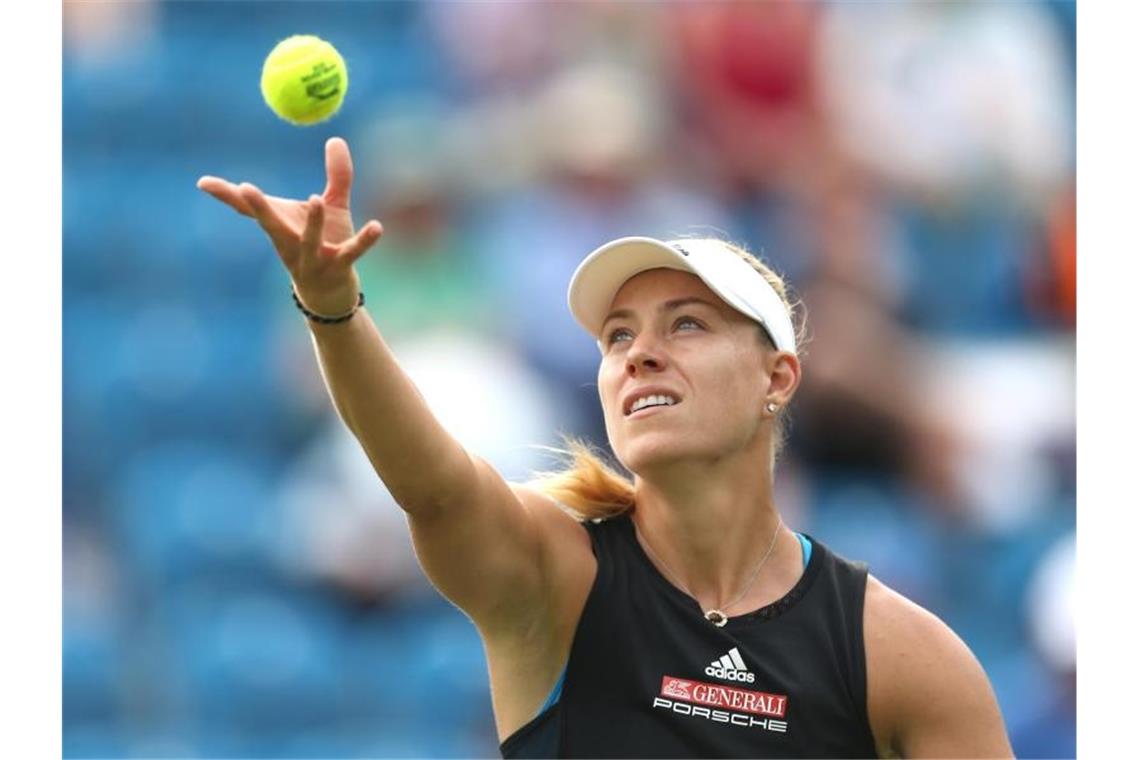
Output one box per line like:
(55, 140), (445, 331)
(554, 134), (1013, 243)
(660, 676), (788, 718)
(661, 677), (694, 699)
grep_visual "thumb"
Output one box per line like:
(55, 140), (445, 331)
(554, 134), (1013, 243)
(323, 136), (354, 209)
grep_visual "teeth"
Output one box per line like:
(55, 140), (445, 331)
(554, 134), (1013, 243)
(630, 394), (677, 414)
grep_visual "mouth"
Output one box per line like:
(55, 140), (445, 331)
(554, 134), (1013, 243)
(624, 393), (681, 418)
(627, 402), (678, 420)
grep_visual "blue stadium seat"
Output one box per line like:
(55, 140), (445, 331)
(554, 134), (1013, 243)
(343, 600), (492, 732)
(805, 469), (941, 602)
(161, 584), (349, 732)
(109, 441), (283, 586)
(63, 617), (122, 724)
(63, 723), (128, 759)
(895, 200), (1042, 337)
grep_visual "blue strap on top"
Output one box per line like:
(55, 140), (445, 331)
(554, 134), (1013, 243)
(535, 533), (814, 713)
(797, 531), (813, 567)
(538, 665), (567, 713)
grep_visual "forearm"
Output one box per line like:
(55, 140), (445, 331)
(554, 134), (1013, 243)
(306, 307), (474, 514)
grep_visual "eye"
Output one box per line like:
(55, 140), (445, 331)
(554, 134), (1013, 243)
(675, 316), (703, 331)
(605, 326), (633, 347)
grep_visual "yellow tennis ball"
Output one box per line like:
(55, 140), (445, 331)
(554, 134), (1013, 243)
(260, 35), (348, 126)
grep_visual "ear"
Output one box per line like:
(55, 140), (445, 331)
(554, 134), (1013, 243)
(765, 351), (801, 408)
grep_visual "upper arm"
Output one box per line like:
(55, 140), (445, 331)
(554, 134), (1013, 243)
(864, 576), (1013, 759)
(405, 452), (592, 636)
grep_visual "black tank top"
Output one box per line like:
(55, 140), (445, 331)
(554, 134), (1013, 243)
(500, 513), (878, 758)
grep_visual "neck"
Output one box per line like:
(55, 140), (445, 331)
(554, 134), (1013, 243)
(630, 446), (796, 614)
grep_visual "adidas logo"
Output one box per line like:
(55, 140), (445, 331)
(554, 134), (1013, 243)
(705, 647), (756, 683)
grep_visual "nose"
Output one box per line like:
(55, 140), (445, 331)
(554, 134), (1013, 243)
(625, 332), (667, 377)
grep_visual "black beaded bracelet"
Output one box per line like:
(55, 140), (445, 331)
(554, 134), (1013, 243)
(291, 288), (365, 324)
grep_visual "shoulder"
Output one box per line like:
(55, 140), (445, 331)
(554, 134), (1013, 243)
(507, 482), (594, 558)
(863, 575), (1013, 758)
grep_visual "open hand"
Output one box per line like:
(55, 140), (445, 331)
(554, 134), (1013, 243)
(197, 136), (383, 315)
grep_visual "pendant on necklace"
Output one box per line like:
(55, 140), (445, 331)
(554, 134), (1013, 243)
(705, 609), (728, 627)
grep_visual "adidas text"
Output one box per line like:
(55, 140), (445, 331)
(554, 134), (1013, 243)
(705, 666), (756, 683)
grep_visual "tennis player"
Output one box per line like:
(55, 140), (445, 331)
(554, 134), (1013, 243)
(198, 138), (1013, 758)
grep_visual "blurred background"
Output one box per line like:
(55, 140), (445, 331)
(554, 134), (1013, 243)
(63, 1), (1076, 757)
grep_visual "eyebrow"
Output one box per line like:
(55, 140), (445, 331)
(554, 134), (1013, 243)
(601, 297), (721, 332)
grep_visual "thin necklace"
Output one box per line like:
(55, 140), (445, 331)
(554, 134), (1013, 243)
(635, 516), (783, 627)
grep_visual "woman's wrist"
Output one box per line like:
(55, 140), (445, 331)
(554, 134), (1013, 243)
(291, 277), (365, 324)
(292, 287), (364, 325)
(292, 274), (360, 311)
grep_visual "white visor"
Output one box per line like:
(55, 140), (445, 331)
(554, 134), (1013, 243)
(567, 236), (796, 354)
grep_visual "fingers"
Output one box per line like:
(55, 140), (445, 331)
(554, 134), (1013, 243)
(335, 220), (384, 264)
(301, 195), (326, 256)
(197, 176), (254, 217)
(323, 137), (354, 210)
(239, 183), (296, 242)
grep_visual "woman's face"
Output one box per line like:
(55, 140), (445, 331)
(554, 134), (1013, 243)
(597, 268), (782, 474)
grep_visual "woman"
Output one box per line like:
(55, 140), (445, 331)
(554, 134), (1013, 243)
(198, 138), (1013, 758)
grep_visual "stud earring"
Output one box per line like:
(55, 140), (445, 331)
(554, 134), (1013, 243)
(766, 402), (778, 414)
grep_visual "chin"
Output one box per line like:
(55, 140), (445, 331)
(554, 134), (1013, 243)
(616, 435), (704, 475)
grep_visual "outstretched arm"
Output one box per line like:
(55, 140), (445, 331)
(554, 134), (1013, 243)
(864, 576), (1014, 758)
(201, 137), (464, 511)
(197, 138), (587, 631)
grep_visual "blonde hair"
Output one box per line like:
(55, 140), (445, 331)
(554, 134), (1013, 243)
(530, 238), (805, 522)
(525, 438), (636, 521)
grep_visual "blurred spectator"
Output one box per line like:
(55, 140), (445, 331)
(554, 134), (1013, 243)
(64, 0), (157, 69)
(786, 167), (960, 497)
(817, 2), (1073, 339)
(352, 99), (500, 340)
(425, 1), (666, 101)
(817, 0), (1072, 208)
(1027, 183), (1077, 329)
(772, 162), (1013, 529)
(424, 0), (565, 98)
(665, 0), (827, 194)
(657, 0), (843, 312)
(915, 337), (1075, 531)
